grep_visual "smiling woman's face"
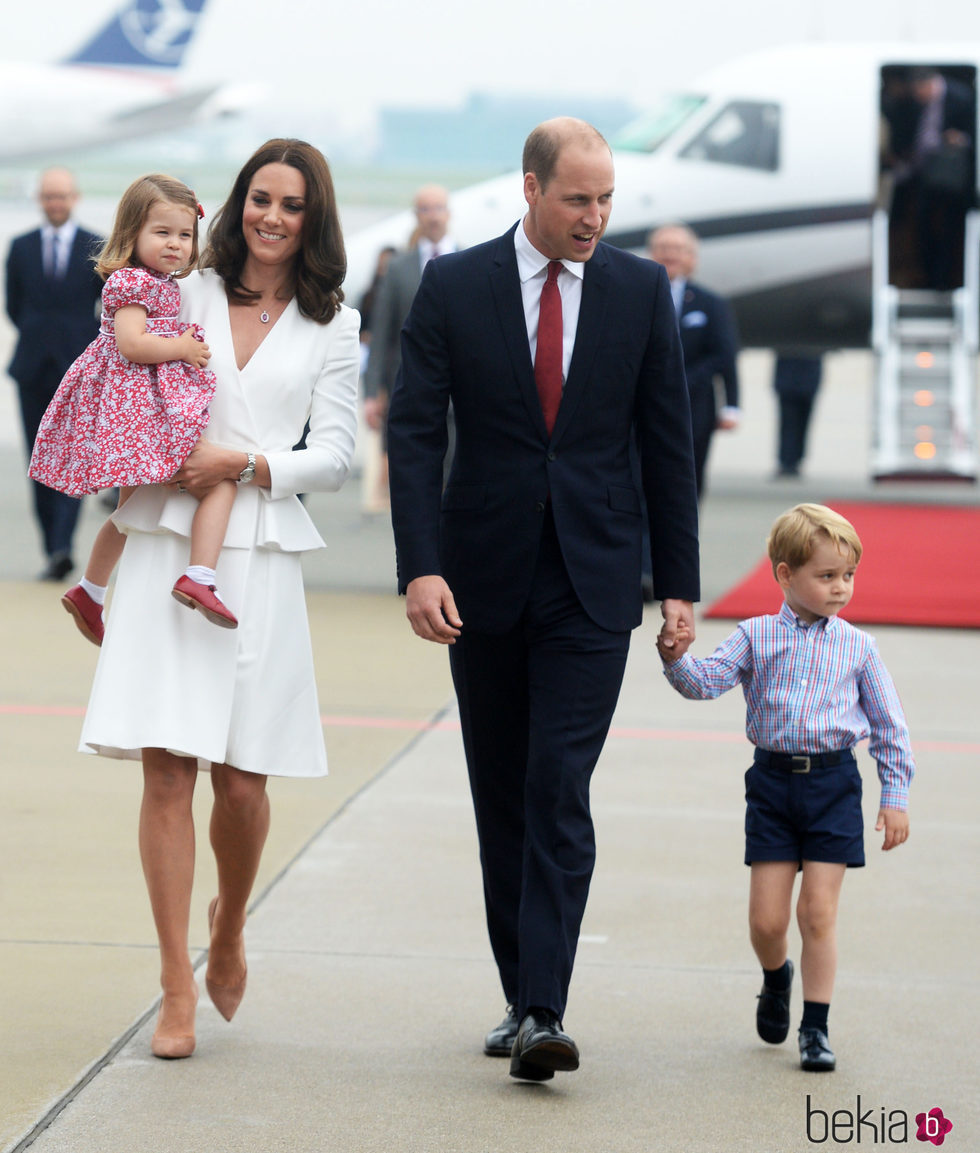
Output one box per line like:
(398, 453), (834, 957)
(241, 162), (307, 270)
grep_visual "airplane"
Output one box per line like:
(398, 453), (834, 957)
(344, 42), (980, 478)
(343, 41), (980, 349)
(0, 0), (243, 162)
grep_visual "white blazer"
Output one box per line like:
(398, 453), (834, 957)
(114, 269), (361, 553)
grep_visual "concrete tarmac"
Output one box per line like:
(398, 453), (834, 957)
(1, 351), (978, 1152)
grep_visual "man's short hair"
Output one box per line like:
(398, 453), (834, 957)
(767, 503), (863, 575)
(522, 119), (609, 190)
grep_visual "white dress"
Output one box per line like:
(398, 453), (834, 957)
(79, 269), (360, 778)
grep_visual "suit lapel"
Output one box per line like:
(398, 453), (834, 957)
(488, 228), (548, 435)
(552, 246), (610, 441)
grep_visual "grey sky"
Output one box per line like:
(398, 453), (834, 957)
(6, 0), (980, 136)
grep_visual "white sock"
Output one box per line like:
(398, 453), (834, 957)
(80, 577), (107, 605)
(184, 565), (217, 587)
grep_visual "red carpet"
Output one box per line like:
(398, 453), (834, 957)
(704, 501), (980, 629)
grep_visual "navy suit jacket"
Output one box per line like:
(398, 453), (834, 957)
(677, 281), (739, 411)
(5, 226), (103, 386)
(388, 223), (700, 635)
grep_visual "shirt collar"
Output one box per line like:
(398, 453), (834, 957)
(777, 600), (836, 632)
(418, 235), (454, 264)
(43, 221), (77, 244)
(514, 217), (585, 285)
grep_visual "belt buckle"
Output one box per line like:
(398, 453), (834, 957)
(790, 755), (811, 774)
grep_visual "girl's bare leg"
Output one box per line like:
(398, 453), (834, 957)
(189, 480), (237, 570)
(84, 487), (135, 586)
(139, 748), (199, 1050)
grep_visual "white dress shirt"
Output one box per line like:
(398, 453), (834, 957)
(418, 235), (456, 269)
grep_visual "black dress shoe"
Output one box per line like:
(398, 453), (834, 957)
(509, 1010), (579, 1081)
(756, 958), (793, 1044)
(484, 1005), (519, 1057)
(799, 1026), (836, 1072)
(38, 553), (74, 582)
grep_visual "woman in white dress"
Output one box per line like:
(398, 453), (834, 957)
(80, 140), (360, 1058)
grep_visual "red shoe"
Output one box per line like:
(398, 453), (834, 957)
(171, 575), (238, 629)
(61, 585), (104, 646)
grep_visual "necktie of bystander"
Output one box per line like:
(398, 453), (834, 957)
(43, 232), (58, 279)
(534, 260), (563, 435)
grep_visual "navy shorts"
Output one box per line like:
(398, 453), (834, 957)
(744, 749), (865, 868)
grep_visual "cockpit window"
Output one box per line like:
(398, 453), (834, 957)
(612, 94), (709, 153)
(679, 101), (781, 171)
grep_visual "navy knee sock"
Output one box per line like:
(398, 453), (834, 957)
(801, 1000), (830, 1036)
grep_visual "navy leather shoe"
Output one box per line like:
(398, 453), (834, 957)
(799, 1026), (836, 1072)
(756, 959), (794, 1044)
(484, 1005), (518, 1056)
(509, 1010), (579, 1081)
(39, 552), (73, 582)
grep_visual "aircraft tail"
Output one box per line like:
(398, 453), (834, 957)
(65, 0), (209, 70)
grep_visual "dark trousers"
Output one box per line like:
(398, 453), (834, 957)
(449, 509), (631, 1019)
(774, 356), (822, 473)
(16, 361), (82, 561)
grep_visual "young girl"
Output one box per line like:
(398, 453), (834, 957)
(29, 174), (239, 644)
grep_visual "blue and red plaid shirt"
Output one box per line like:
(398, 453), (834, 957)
(662, 601), (914, 811)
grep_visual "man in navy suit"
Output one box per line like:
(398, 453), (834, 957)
(6, 168), (103, 579)
(387, 118), (700, 1081)
(649, 224), (739, 498)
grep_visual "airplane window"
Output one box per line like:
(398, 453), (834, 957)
(679, 101), (780, 171)
(612, 95), (708, 153)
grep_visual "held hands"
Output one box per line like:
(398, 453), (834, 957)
(171, 439), (235, 499)
(656, 598), (695, 663)
(405, 575), (463, 645)
(876, 807), (910, 851)
(175, 330), (211, 370)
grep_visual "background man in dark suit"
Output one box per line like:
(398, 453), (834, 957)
(362, 185), (454, 508)
(6, 167), (103, 579)
(387, 118), (700, 1081)
(363, 184), (453, 430)
(649, 224), (739, 498)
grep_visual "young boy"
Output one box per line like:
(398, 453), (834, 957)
(657, 503), (913, 1072)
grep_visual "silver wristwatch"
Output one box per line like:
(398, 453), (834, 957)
(238, 451), (256, 484)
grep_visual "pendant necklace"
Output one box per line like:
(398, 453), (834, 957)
(259, 308), (270, 324)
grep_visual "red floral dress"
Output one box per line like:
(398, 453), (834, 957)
(29, 267), (216, 496)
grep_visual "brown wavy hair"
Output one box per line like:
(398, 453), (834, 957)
(201, 138), (346, 323)
(95, 174), (201, 280)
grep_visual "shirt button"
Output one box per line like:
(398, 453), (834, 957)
(547, 452), (556, 461)
(535, 501), (545, 513)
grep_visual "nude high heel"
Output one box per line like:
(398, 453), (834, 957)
(206, 896), (248, 1022)
(151, 983), (198, 1059)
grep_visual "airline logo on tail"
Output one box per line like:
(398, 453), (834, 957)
(67, 0), (209, 70)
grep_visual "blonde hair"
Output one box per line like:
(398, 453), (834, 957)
(767, 503), (862, 575)
(95, 174), (201, 280)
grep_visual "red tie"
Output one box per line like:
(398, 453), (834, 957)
(534, 260), (563, 435)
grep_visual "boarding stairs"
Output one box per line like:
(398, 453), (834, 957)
(870, 209), (979, 480)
